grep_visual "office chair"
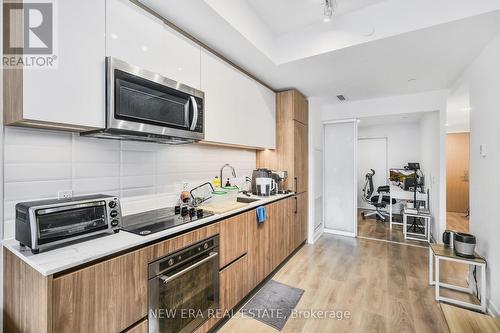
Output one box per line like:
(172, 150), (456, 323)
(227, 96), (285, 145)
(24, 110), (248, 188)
(361, 169), (395, 222)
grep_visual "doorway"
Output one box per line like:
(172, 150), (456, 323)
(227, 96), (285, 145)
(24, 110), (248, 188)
(446, 132), (470, 232)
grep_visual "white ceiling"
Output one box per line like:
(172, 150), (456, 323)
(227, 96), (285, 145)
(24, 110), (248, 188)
(358, 112), (424, 128)
(139, 0), (500, 102)
(246, 0), (387, 36)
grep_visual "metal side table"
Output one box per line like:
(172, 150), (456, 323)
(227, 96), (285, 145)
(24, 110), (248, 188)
(429, 243), (487, 313)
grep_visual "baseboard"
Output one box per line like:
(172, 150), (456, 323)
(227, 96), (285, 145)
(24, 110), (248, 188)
(488, 299), (500, 317)
(323, 229), (355, 237)
(312, 225), (323, 243)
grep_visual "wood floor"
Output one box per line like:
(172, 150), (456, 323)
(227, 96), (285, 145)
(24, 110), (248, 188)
(446, 212), (469, 233)
(357, 209), (427, 247)
(219, 234), (453, 333)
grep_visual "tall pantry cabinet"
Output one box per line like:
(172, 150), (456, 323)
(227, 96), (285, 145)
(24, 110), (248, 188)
(257, 89), (309, 249)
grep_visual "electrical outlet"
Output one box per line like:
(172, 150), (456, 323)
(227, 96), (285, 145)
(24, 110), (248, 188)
(58, 190), (73, 199)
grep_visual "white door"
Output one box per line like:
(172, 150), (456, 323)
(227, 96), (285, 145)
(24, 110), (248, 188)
(357, 138), (388, 209)
(323, 120), (358, 237)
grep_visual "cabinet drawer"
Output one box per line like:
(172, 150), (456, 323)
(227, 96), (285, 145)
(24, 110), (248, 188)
(219, 212), (248, 268)
(124, 319), (148, 333)
(52, 249), (148, 333)
(219, 255), (249, 311)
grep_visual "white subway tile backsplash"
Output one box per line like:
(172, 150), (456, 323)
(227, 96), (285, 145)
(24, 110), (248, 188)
(3, 127), (256, 239)
(4, 180), (73, 201)
(5, 163), (72, 182)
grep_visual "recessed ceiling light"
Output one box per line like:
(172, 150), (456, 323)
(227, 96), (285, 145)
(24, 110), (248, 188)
(445, 123), (449, 127)
(110, 33), (118, 39)
(402, 116), (409, 119)
(408, 78), (417, 82)
(141, 45), (148, 52)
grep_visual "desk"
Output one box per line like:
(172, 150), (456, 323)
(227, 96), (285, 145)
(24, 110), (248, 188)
(389, 185), (428, 230)
(429, 244), (487, 313)
(403, 211), (431, 242)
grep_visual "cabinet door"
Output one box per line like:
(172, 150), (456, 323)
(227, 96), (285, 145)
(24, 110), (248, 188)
(201, 49), (276, 149)
(219, 213), (248, 268)
(247, 208), (271, 290)
(22, 0), (105, 128)
(293, 91), (308, 125)
(219, 255), (249, 311)
(124, 320), (148, 333)
(106, 0), (201, 89)
(269, 199), (290, 269)
(52, 249), (148, 333)
(294, 121), (308, 193)
(294, 193), (308, 248)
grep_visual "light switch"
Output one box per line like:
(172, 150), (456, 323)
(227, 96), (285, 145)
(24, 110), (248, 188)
(480, 144), (487, 157)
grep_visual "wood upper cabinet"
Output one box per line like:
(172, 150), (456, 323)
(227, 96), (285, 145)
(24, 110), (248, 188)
(52, 249), (148, 333)
(293, 90), (308, 125)
(219, 212), (248, 268)
(3, 0), (105, 131)
(257, 89), (308, 193)
(294, 121), (308, 193)
(106, 0), (201, 90)
(201, 49), (276, 149)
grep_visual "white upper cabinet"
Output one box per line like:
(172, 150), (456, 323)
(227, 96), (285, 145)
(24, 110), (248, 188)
(201, 50), (276, 149)
(106, 0), (201, 89)
(14, 0), (106, 129)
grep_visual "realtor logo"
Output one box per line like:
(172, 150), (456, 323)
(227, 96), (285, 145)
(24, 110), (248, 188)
(2, 0), (57, 69)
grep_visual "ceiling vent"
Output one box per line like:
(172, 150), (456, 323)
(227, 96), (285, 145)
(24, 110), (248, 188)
(336, 94), (347, 102)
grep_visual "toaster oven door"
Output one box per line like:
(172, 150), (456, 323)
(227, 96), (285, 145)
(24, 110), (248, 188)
(35, 201), (108, 245)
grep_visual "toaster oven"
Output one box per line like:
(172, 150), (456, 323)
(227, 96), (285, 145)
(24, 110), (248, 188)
(15, 194), (122, 254)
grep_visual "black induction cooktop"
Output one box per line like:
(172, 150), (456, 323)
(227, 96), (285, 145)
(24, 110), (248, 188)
(121, 207), (214, 236)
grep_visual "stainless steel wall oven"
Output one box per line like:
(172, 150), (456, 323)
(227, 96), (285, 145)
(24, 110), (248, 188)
(148, 236), (219, 333)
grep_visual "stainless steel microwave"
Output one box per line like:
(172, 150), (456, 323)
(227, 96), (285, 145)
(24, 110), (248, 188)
(82, 57), (204, 144)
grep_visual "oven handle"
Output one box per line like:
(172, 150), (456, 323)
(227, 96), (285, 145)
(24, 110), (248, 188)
(189, 96), (199, 131)
(158, 251), (218, 284)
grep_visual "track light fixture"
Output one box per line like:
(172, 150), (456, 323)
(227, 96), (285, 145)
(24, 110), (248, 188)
(323, 0), (335, 22)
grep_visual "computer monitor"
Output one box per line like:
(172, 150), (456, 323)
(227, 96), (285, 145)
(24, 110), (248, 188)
(389, 169), (416, 188)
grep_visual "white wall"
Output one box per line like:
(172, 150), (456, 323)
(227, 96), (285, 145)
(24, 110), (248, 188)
(419, 112), (443, 239)
(453, 31), (500, 316)
(447, 78), (471, 133)
(359, 122), (421, 169)
(308, 97), (324, 243)
(2, 127), (256, 240)
(357, 122), (421, 209)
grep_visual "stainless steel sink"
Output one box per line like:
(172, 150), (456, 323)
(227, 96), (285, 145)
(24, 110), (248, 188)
(236, 197), (261, 203)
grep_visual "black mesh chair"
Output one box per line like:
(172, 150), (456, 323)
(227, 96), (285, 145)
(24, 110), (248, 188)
(361, 169), (396, 222)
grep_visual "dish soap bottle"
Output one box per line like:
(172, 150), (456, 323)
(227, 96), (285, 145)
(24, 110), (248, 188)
(212, 176), (221, 189)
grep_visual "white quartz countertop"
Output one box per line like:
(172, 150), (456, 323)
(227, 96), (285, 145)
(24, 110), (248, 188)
(2, 193), (294, 276)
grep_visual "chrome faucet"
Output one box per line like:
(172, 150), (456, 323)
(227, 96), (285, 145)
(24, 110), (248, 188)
(220, 164), (237, 188)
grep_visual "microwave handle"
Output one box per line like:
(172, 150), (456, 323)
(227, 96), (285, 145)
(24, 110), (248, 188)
(189, 96), (199, 131)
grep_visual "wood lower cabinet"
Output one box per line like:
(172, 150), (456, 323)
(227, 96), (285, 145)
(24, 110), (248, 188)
(293, 193), (308, 249)
(219, 255), (249, 311)
(124, 319), (148, 333)
(4, 199), (302, 333)
(269, 198), (293, 270)
(219, 212), (248, 268)
(247, 208), (271, 290)
(52, 249), (148, 333)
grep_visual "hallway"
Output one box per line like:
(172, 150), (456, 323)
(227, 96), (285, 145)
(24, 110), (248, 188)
(220, 234), (456, 332)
